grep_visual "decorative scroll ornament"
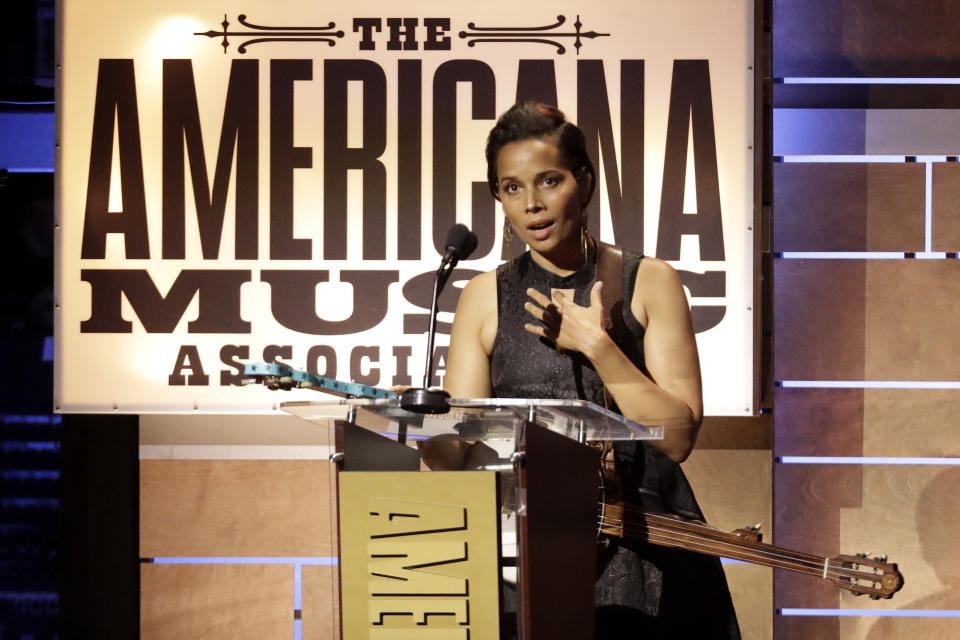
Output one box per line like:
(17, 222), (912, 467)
(458, 14), (609, 55)
(194, 14), (344, 54)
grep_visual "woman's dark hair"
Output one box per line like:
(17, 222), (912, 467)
(485, 102), (596, 203)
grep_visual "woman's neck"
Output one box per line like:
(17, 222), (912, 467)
(528, 236), (593, 276)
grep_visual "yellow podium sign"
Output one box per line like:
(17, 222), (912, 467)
(338, 471), (501, 638)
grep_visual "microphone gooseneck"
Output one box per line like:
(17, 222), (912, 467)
(401, 223), (478, 414)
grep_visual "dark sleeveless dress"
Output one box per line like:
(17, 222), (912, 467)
(490, 251), (741, 639)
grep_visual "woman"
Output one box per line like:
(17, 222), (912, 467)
(444, 102), (741, 638)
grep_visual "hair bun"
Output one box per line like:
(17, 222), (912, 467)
(529, 102), (565, 121)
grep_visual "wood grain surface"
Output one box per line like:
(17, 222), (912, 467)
(301, 565), (339, 640)
(774, 163), (924, 252)
(775, 464), (960, 639)
(140, 460), (335, 557)
(141, 563), (293, 640)
(866, 260), (960, 380)
(774, 0), (960, 77)
(774, 260), (866, 381)
(863, 389), (960, 457)
(684, 448), (773, 640)
(774, 388), (864, 457)
(933, 163), (960, 251)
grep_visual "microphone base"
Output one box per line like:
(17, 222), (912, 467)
(400, 388), (451, 414)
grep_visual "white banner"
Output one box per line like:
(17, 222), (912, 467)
(56, 0), (755, 414)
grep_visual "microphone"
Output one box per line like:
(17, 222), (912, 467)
(443, 223), (479, 265)
(401, 223), (478, 414)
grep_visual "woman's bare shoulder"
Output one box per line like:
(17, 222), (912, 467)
(458, 268), (498, 310)
(452, 267), (499, 347)
(638, 256), (683, 286)
(631, 257), (686, 325)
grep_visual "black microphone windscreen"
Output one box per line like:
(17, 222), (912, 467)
(462, 230), (478, 259)
(444, 223), (478, 260)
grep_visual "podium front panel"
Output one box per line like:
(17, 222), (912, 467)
(282, 397), (663, 639)
(339, 471), (501, 638)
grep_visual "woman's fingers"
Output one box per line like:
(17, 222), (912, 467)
(524, 314), (558, 336)
(526, 287), (552, 307)
(523, 322), (545, 337)
(523, 302), (563, 329)
(525, 287), (563, 327)
(523, 300), (545, 322)
(523, 286), (576, 356)
(590, 281), (604, 308)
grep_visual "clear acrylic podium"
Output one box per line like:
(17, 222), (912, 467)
(282, 398), (662, 640)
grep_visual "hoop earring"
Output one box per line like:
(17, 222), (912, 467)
(580, 216), (591, 261)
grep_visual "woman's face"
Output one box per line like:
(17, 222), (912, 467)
(496, 137), (589, 264)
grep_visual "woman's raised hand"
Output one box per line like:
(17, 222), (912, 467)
(523, 281), (610, 358)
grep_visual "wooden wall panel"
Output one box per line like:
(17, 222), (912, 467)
(140, 460), (334, 557)
(773, 388), (863, 457)
(774, 263), (960, 385)
(773, 260), (865, 380)
(865, 260), (960, 379)
(865, 111), (960, 155)
(776, 617), (842, 640)
(932, 163), (960, 251)
(849, 614), (960, 640)
(777, 464), (960, 637)
(773, 0), (858, 77)
(868, 165), (924, 250)
(683, 449), (772, 640)
(139, 413), (330, 445)
(774, 164), (925, 252)
(775, 388), (960, 458)
(774, 465), (863, 606)
(724, 566), (773, 640)
(773, 109), (866, 156)
(696, 415), (772, 450)
(774, 84), (960, 110)
(684, 450), (771, 533)
(141, 564), (293, 640)
(837, 466), (960, 610)
(864, 389), (960, 456)
(773, 3), (960, 639)
(302, 565), (339, 640)
(774, 462), (960, 638)
(773, 463), (859, 636)
(774, 0), (960, 76)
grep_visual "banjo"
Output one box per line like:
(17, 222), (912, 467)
(596, 499), (903, 599)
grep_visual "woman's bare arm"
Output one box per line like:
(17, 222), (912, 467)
(443, 270), (497, 398)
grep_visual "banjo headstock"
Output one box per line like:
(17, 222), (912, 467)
(828, 553), (904, 599)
